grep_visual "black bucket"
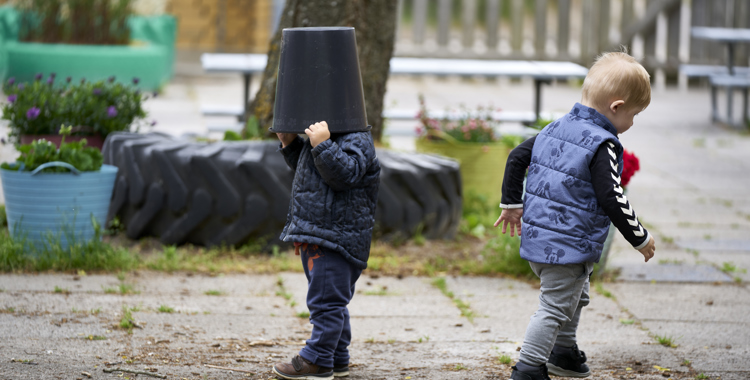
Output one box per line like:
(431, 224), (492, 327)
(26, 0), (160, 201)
(270, 27), (369, 134)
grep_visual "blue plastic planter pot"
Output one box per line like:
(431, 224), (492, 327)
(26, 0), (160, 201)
(0, 163), (118, 252)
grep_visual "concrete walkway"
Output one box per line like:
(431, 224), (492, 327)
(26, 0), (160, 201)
(1, 56), (749, 379)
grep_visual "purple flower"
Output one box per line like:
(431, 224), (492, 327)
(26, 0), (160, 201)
(7, 77), (15, 85)
(93, 88), (102, 96)
(26, 107), (40, 120)
(34, 73), (42, 81)
(132, 77), (140, 85)
(80, 78), (86, 84)
(108, 76), (115, 83)
(106, 106), (118, 118)
(46, 76), (54, 85)
(152, 91), (158, 98)
(150, 120), (157, 126)
(50, 72), (56, 78)
(66, 76), (72, 83)
(18, 83), (24, 90)
(8, 94), (17, 103)
(0, 137), (5, 145)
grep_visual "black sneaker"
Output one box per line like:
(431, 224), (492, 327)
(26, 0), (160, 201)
(546, 344), (591, 378)
(510, 364), (551, 380)
(333, 364), (349, 377)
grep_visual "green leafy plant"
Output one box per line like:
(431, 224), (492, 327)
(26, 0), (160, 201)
(204, 290), (223, 296)
(16, 0), (133, 45)
(1, 126), (103, 172)
(296, 311), (310, 318)
(0, 204), (6, 229)
(2, 75), (148, 142)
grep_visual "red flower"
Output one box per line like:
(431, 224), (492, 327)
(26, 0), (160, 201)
(621, 149), (640, 188)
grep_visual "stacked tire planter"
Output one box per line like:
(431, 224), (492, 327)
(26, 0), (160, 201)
(102, 133), (463, 247)
(0, 162), (118, 251)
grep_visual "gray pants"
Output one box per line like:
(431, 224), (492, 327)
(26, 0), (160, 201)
(519, 261), (594, 367)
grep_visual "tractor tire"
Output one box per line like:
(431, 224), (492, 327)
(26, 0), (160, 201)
(103, 132), (461, 247)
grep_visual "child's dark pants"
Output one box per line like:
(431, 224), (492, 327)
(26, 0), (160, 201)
(297, 244), (362, 369)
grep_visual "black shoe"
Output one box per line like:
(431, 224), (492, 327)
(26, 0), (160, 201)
(546, 344), (591, 378)
(333, 364), (349, 377)
(510, 364), (551, 380)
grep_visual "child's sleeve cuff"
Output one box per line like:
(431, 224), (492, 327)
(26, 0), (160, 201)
(632, 231), (651, 250)
(499, 203), (524, 209)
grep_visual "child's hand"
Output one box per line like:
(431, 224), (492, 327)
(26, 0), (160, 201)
(277, 133), (296, 148)
(638, 236), (656, 262)
(305, 121), (331, 148)
(494, 208), (523, 237)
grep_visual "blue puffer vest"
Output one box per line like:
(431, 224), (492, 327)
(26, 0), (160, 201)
(521, 103), (623, 264)
(279, 132), (380, 269)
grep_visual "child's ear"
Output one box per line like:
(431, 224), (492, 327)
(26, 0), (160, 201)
(610, 100), (625, 113)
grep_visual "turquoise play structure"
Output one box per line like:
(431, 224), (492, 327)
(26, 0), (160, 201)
(0, 162), (118, 251)
(0, 6), (176, 91)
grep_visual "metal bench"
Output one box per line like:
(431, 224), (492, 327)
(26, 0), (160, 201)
(709, 74), (750, 127)
(200, 53), (589, 130)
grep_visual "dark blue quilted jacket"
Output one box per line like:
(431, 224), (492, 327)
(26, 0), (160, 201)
(279, 132), (380, 269)
(522, 103), (623, 265)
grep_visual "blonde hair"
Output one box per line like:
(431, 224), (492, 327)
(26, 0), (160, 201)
(581, 51), (651, 111)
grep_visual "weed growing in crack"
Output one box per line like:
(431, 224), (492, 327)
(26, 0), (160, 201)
(53, 286), (70, 294)
(593, 283), (614, 300)
(430, 277), (476, 322)
(296, 311), (310, 318)
(157, 305), (174, 313)
(119, 305), (136, 333)
(654, 334), (678, 348)
(498, 354), (512, 365)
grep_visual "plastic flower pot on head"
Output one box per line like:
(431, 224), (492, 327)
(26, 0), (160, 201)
(0, 162), (118, 252)
(270, 27), (369, 134)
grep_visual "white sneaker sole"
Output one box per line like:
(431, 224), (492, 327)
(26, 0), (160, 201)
(272, 366), (334, 380)
(546, 362), (591, 378)
(333, 370), (349, 377)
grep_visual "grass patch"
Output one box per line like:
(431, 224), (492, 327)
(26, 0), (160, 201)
(86, 335), (107, 341)
(363, 286), (390, 296)
(296, 311), (310, 318)
(619, 319), (635, 325)
(430, 277), (476, 322)
(654, 334), (678, 348)
(721, 262), (746, 274)
(119, 305), (137, 333)
(417, 335), (430, 343)
(0, 223), (140, 273)
(695, 374), (708, 379)
(497, 354), (512, 365)
(204, 289), (224, 296)
(452, 364), (468, 370)
(0, 204), (6, 229)
(53, 286), (70, 295)
(593, 283), (615, 300)
(157, 305), (174, 313)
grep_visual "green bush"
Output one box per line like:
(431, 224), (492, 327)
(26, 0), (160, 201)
(2, 75), (148, 142)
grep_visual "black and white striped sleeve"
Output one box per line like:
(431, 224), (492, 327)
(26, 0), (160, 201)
(590, 142), (650, 250)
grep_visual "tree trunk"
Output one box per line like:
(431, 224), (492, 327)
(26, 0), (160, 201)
(247, 0), (398, 143)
